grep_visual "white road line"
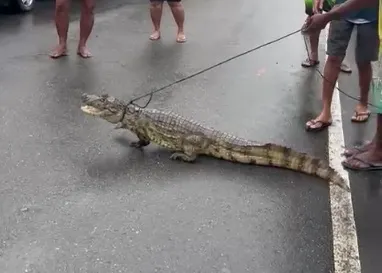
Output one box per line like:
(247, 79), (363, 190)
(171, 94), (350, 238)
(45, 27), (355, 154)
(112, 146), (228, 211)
(325, 25), (362, 272)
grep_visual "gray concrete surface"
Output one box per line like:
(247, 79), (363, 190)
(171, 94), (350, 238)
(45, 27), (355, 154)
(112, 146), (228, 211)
(1, 0), (379, 272)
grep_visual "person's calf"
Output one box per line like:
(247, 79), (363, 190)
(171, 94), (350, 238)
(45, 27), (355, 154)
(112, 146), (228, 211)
(351, 61), (372, 122)
(305, 55), (343, 132)
(77, 0), (95, 58)
(168, 1), (186, 42)
(321, 55), (343, 114)
(50, 0), (70, 58)
(149, 1), (163, 40)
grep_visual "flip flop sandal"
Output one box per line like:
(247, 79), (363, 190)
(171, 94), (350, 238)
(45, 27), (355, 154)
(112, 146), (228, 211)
(341, 141), (372, 157)
(351, 111), (371, 123)
(301, 59), (319, 68)
(305, 120), (332, 132)
(340, 63), (352, 73)
(341, 155), (382, 171)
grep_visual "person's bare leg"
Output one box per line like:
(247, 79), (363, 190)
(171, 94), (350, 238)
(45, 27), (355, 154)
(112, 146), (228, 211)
(305, 55), (343, 130)
(302, 30), (320, 66)
(149, 1), (163, 40)
(50, 0), (70, 58)
(77, 0), (94, 58)
(342, 114), (382, 170)
(351, 61), (372, 122)
(301, 30), (352, 72)
(168, 1), (185, 43)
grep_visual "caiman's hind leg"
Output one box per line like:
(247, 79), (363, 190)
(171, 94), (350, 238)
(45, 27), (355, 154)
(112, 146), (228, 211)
(170, 134), (209, 163)
(170, 150), (197, 162)
(130, 133), (150, 149)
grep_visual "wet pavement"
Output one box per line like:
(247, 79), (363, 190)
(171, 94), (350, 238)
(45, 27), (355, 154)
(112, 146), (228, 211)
(0, 0), (380, 272)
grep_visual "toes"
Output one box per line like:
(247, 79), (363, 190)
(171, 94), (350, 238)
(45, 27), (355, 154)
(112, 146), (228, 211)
(149, 32), (161, 40)
(49, 49), (67, 59)
(77, 48), (92, 58)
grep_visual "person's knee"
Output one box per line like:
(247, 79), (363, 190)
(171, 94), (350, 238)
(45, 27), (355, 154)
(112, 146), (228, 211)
(150, 1), (163, 9)
(326, 55), (343, 66)
(82, 0), (95, 13)
(168, 1), (182, 9)
(55, 0), (69, 13)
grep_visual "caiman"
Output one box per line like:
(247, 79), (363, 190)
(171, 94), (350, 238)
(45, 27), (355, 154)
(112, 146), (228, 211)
(80, 93), (350, 192)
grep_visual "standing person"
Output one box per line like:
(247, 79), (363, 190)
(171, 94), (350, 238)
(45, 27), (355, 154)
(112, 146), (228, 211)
(50, 0), (95, 59)
(149, 0), (186, 43)
(304, 0), (382, 170)
(305, 0), (378, 131)
(302, 0), (352, 73)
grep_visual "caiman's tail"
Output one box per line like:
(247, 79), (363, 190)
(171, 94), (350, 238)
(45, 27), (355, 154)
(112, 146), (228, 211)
(212, 142), (350, 192)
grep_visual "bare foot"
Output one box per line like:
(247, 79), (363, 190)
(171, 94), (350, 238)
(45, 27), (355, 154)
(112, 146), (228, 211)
(149, 30), (161, 41)
(49, 44), (67, 59)
(77, 46), (92, 58)
(342, 140), (374, 158)
(176, 31), (186, 43)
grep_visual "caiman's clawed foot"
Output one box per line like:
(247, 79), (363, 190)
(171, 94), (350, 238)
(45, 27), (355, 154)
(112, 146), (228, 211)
(114, 123), (124, 129)
(130, 140), (150, 149)
(170, 152), (197, 162)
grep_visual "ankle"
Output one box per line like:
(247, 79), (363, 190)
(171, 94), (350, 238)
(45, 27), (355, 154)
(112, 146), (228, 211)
(320, 107), (332, 118)
(355, 103), (369, 110)
(309, 52), (318, 60)
(78, 40), (87, 48)
(58, 39), (67, 47)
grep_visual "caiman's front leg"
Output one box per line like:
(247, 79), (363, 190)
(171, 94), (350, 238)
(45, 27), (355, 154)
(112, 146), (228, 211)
(130, 132), (150, 149)
(170, 134), (209, 163)
(129, 120), (151, 149)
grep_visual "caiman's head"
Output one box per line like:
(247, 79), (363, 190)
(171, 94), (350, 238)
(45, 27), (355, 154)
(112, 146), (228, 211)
(81, 93), (136, 124)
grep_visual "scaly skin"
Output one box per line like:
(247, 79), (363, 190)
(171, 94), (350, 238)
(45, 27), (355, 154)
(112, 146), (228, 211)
(80, 93), (350, 192)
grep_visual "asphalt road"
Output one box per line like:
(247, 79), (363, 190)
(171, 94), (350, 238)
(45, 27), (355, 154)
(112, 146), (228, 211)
(0, 0), (380, 272)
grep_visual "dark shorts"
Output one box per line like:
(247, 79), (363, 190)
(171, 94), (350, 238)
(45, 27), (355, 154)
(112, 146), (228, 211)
(327, 19), (379, 63)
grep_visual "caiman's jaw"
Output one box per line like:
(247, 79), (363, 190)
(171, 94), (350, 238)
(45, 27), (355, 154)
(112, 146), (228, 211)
(80, 105), (104, 116)
(80, 93), (125, 124)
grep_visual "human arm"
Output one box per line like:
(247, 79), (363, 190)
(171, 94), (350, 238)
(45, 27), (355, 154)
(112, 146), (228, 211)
(313, 0), (324, 14)
(327, 0), (378, 20)
(304, 0), (379, 32)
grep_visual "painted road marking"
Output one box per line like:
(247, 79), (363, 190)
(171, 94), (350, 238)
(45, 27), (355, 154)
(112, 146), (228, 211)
(325, 25), (362, 273)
